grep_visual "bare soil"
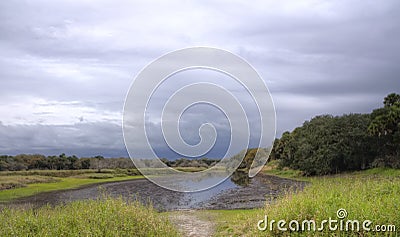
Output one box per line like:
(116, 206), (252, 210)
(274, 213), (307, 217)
(6, 173), (305, 211)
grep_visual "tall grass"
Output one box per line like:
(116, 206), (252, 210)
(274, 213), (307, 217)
(0, 175), (58, 190)
(215, 169), (400, 236)
(0, 197), (179, 237)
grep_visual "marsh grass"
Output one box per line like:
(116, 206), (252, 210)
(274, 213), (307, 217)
(174, 167), (207, 172)
(0, 169), (145, 202)
(214, 168), (400, 236)
(262, 160), (305, 181)
(0, 175), (59, 190)
(0, 169), (99, 177)
(0, 196), (179, 237)
(74, 173), (118, 179)
(0, 175), (144, 202)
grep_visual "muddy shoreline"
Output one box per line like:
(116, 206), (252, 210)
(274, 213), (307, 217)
(5, 173), (306, 211)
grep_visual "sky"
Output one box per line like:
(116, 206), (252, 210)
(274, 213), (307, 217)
(0, 0), (399, 158)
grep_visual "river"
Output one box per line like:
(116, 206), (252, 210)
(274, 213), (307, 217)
(8, 171), (305, 211)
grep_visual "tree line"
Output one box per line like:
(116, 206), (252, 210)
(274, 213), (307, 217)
(270, 93), (400, 175)
(160, 157), (219, 168)
(0, 153), (221, 172)
(0, 154), (135, 171)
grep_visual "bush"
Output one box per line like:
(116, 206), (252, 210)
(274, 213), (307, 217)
(273, 114), (377, 175)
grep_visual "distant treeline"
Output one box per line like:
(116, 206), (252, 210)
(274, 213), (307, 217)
(0, 153), (222, 172)
(0, 154), (135, 171)
(270, 93), (400, 175)
(160, 158), (219, 168)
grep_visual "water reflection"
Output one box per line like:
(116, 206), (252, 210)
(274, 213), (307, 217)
(6, 171), (306, 211)
(230, 170), (250, 187)
(176, 170), (251, 209)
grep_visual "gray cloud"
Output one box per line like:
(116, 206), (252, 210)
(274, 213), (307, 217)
(0, 0), (399, 157)
(0, 122), (126, 157)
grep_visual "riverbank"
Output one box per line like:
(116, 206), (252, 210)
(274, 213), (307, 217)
(1, 167), (398, 236)
(208, 167), (400, 236)
(0, 169), (144, 202)
(0, 169), (305, 236)
(3, 171), (304, 211)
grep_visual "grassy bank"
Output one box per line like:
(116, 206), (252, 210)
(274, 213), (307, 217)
(0, 175), (58, 190)
(0, 169), (143, 202)
(212, 168), (400, 236)
(0, 167), (208, 202)
(261, 160), (306, 180)
(0, 168), (140, 177)
(0, 175), (144, 202)
(2, 167), (399, 236)
(0, 196), (178, 237)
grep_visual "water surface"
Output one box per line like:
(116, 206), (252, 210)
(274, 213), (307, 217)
(9, 172), (305, 211)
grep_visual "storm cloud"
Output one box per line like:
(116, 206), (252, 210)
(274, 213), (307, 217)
(0, 0), (399, 157)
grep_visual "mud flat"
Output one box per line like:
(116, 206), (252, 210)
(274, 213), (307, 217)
(6, 172), (306, 211)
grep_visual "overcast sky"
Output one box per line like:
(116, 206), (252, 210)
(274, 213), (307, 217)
(0, 0), (399, 158)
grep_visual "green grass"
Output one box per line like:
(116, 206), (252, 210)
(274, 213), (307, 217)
(0, 175), (59, 190)
(354, 167), (400, 177)
(261, 160), (305, 181)
(263, 168), (305, 180)
(174, 166), (207, 172)
(74, 173), (118, 179)
(0, 175), (144, 202)
(0, 169), (99, 177)
(0, 196), (179, 237)
(211, 168), (400, 236)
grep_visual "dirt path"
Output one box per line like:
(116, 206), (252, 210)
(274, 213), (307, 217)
(169, 210), (215, 237)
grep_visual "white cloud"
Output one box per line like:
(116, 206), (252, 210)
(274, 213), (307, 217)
(0, 97), (120, 126)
